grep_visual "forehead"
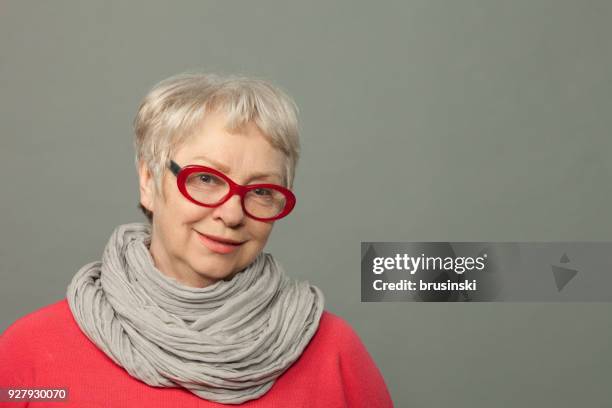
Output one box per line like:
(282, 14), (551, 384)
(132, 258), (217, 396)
(174, 110), (285, 182)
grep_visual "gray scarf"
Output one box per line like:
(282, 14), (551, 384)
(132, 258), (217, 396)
(66, 222), (324, 404)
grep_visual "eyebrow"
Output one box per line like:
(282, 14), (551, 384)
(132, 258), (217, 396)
(190, 155), (283, 183)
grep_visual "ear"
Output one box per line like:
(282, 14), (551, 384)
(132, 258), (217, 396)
(138, 161), (156, 213)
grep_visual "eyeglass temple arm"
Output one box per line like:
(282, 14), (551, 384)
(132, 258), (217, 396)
(169, 160), (181, 176)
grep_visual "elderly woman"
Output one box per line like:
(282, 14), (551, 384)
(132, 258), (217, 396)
(0, 73), (393, 407)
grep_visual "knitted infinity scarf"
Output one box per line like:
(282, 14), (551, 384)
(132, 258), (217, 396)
(66, 222), (324, 404)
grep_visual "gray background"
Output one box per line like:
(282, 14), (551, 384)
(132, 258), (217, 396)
(1, 1), (611, 406)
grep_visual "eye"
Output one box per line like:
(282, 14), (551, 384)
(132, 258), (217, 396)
(197, 173), (222, 185)
(199, 174), (213, 183)
(254, 188), (272, 196)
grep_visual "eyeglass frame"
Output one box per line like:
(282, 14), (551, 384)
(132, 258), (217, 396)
(168, 160), (296, 221)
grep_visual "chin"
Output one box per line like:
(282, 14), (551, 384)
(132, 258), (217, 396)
(193, 259), (235, 279)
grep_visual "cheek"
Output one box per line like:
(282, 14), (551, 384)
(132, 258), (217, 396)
(175, 201), (215, 224)
(238, 224), (272, 267)
(247, 222), (274, 246)
(158, 204), (213, 245)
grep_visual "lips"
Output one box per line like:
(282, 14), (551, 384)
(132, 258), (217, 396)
(195, 231), (245, 254)
(198, 233), (244, 245)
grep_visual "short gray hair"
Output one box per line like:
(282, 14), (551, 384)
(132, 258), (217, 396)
(133, 72), (300, 223)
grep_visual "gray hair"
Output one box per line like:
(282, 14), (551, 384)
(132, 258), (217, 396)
(133, 72), (300, 223)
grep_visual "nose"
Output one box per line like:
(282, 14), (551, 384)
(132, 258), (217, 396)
(212, 194), (245, 227)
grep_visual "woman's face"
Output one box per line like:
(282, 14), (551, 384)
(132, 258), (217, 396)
(138, 109), (286, 287)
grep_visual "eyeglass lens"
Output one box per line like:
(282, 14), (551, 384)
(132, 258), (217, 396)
(184, 171), (288, 218)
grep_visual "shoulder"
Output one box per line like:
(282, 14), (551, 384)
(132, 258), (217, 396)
(0, 299), (75, 383)
(1, 298), (74, 349)
(313, 310), (367, 352)
(318, 310), (356, 336)
(308, 310), (394, 406)
(2, 298), (71, 334)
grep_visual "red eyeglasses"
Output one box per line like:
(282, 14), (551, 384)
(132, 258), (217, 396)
(168, 160), (296, 221)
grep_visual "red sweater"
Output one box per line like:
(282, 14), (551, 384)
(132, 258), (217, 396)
(0, 299), (393, 407)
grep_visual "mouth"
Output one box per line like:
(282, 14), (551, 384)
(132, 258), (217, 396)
(195, 231), (245, 254)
